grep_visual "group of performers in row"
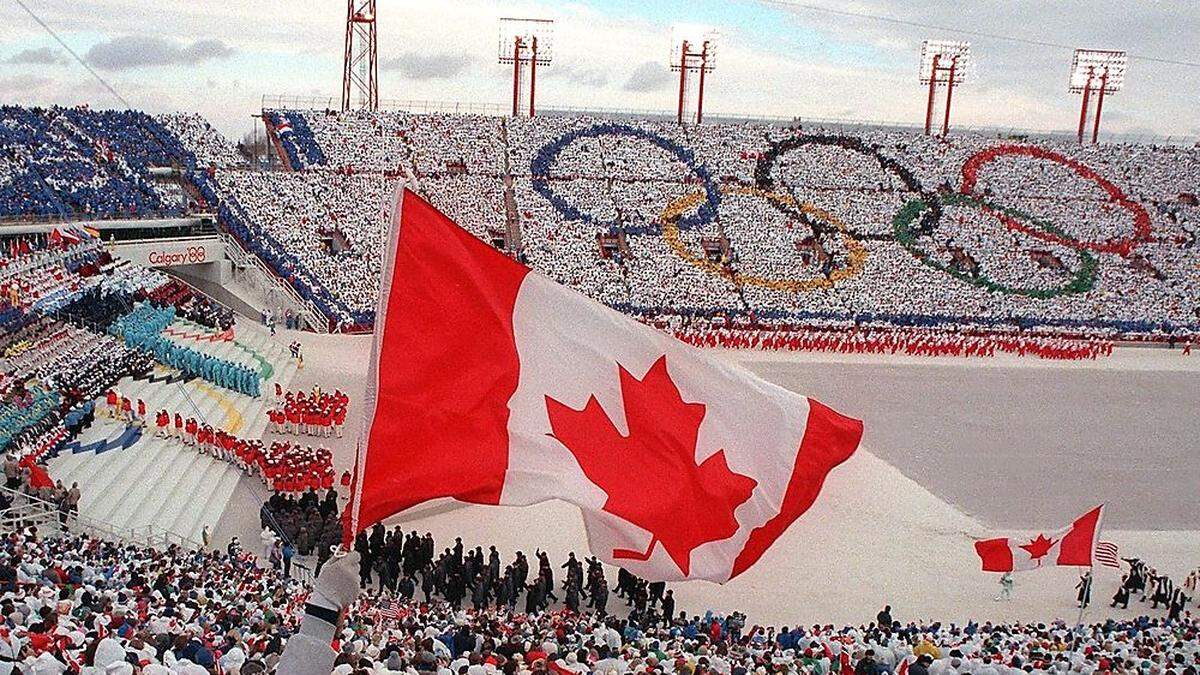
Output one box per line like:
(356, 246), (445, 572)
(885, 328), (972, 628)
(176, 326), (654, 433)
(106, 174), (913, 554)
(673, 327), (1115, 361)
(149, 405), (336, 494)
(266, 383), (349, 438)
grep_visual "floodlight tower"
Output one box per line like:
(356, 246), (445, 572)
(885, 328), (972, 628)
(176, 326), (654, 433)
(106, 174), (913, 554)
(498, 18), (555, 117)
(1070, 49), (1127, 144)
(919, 40), (971, 136)
(341, 0), (378, 111)
(670, 25), (719, 126)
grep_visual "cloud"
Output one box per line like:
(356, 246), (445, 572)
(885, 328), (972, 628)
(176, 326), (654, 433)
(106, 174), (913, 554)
(380, 52), (473, 80)
(86, 36), (233, 71)
(5, 47), (68, 66)
(2, 0), (1196, 138)
(550, 63), (609, 88)
(0, 73), (52, 90)
(624, 60), (673, 92)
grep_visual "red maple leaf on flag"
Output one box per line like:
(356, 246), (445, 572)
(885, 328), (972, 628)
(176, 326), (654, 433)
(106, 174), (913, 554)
(545, 355), (758, 576)
(1019, 533), (1057, 565)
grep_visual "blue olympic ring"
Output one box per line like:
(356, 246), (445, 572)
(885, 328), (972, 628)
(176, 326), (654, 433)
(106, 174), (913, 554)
(529, 123), (722, 233)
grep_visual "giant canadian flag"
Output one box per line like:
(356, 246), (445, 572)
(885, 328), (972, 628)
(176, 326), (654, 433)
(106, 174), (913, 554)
(347, 189), (864, 582)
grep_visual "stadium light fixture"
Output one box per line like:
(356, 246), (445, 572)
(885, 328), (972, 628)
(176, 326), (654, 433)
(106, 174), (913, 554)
(498, 18), (555, 117)
(919, 39), (971, 137)
(342, 0), (378, 112)
(1069, 49), (1127, 144)
(670, 24), (719, 125)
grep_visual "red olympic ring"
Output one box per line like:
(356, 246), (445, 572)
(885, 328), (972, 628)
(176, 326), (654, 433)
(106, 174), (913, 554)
(959, 144), (1151, 256)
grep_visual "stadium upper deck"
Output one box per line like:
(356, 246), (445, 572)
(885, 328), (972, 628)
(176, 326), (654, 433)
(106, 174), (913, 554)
(2, 105), (1198, 339)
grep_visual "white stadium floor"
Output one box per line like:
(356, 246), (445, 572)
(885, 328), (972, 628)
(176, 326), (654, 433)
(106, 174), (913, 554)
(216, 327), (1199, 627)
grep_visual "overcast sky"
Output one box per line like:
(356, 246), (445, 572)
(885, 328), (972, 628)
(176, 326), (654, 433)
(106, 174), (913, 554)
(2, 0), (1198, 141)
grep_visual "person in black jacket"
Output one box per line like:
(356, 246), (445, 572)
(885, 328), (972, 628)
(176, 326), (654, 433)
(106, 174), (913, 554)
(660, 589), (675, 625)
(0, 556), (16, 594)
(354, 530), (371, 588)
(876, 605), (893, 629)
(909, 655), (933, 675)
(1111, 578), (1131, 608)
(855, 650), (879, 675)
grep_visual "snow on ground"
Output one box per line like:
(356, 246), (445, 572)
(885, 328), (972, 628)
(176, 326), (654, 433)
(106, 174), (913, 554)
(220, 326), (1199, 626)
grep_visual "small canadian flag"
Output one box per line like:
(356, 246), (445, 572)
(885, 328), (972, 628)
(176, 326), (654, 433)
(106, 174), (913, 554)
(974, 505), (1104, 572)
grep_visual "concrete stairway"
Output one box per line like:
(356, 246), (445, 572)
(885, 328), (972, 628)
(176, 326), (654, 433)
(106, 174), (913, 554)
(47, 323), (297, 545)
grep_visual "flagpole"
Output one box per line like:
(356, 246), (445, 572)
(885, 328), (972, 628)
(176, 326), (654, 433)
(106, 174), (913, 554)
(1072, 503), (1104, 651)
(346, 182), (407, 545)
(1071, 565), (1093, 654)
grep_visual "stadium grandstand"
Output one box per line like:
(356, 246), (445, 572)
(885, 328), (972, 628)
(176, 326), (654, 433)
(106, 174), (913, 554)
(4, 105), (1199, 342)
(1, 0), (1199, 673)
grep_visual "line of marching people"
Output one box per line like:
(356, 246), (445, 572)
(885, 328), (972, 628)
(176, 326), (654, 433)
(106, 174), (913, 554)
(102, 387), (146, 425)
(266, 383), (349, 438)
(110, 302), (262, 397)
(674, 326), (1115, 361)
(1109, 557), (1195, 619)
(150, 405), (336, 494)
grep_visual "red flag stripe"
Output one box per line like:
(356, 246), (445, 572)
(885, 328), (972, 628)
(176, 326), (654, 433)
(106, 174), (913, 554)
(1057, 505), (1103, 566)
(348, 189), (529, 537)
(730, 399), (863, 578)
(975, 537), (1015, 572)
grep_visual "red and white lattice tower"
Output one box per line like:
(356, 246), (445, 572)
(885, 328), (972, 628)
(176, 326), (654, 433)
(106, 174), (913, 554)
(498, 18), (555, 117)
(919, 40), (972, 136)
(671, 25), (719, 126)
(342, 0), (378, 111)
(1070, 49), (1127, 145)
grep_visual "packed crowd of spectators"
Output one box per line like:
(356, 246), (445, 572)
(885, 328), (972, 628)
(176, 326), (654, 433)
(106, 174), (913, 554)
(0, 106), (196, 220)
(0, 517), (1197, 674)
(3, 105), (1199, 344)
(185, 109), (1200, 344)
(154, 113), (243, 171)
(210, 170), (389, 326)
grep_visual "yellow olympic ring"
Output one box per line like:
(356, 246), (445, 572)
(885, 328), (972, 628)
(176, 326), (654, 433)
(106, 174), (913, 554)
(658, 185), (868, 293)
(193, 379), (246, 435)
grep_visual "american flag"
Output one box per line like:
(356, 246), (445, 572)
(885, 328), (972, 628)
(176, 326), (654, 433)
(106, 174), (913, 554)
(378, 599), (404, 620)
(1095, 541), (1121, 568)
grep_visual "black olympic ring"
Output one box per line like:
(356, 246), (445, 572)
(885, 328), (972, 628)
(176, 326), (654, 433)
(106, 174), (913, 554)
(754, 134), (943, 242)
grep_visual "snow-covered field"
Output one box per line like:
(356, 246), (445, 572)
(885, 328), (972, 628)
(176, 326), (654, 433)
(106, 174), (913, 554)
(230, 329), (1199, 626)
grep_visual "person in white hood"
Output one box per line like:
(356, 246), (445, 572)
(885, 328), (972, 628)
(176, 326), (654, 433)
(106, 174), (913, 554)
(260, 527), (277, 565)
(277, 551), (362, 675)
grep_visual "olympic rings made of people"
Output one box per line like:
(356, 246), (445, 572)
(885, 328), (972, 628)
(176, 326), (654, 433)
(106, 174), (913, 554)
(530, 123), (722, 231)
(754, 134), (944, 241)
(893, 192), (1099, 298)
(959, 144), (1152, 256)
(659, 184), (868, 293)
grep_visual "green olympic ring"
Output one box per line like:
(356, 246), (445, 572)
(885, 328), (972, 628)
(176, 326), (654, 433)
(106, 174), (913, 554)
(893, 193), (1099, 298)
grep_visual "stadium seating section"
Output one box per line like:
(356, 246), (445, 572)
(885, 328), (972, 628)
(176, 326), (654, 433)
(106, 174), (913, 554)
(2, 105), (1199, 338)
